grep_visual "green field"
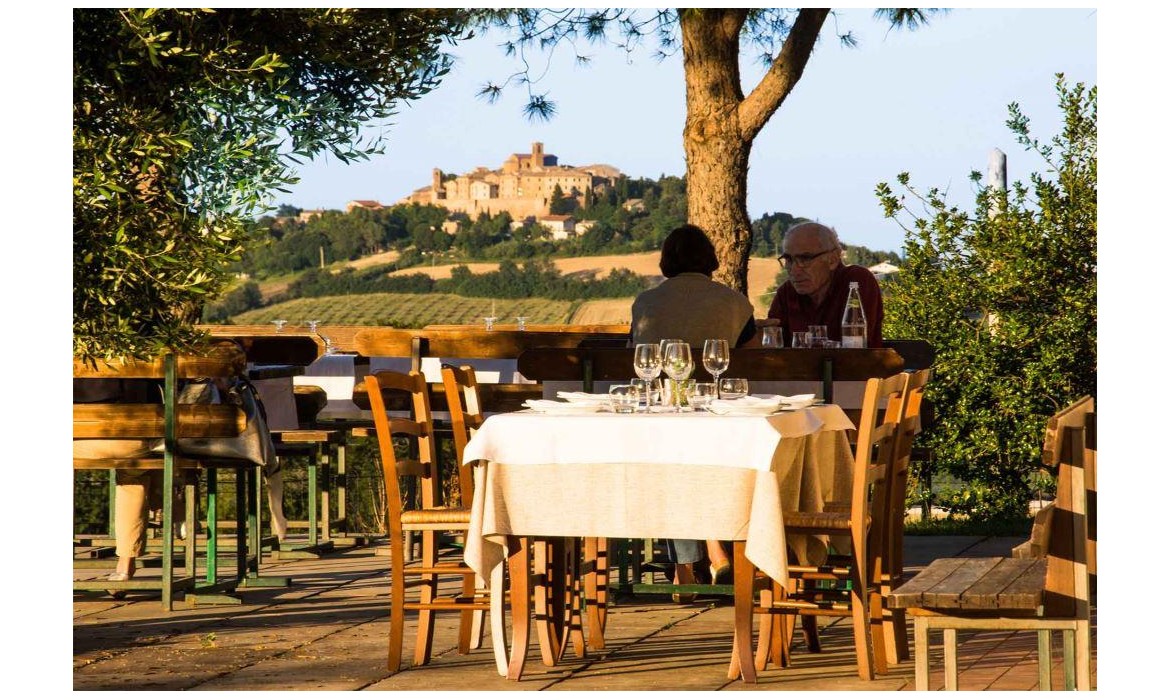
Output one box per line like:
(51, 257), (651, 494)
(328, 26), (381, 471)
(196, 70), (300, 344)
(232, 292), (579, 327)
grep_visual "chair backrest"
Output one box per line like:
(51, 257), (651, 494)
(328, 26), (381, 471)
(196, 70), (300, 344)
(441, 364), (483, 509)
(852, 373), (910, 574)
(1038, 396), (1095, 618)
(364, 370), (439, 537)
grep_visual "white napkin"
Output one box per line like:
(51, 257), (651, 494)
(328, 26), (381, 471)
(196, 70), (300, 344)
(708, 395), (783, 414)
(775, 393), (817, 408)
(523, 399), (602, 413)
(556, 391), (612, 404)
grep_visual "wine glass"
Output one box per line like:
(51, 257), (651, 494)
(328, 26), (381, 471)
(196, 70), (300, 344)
(306, 320), (320, 334)
(272, 319), (287, 332)
(808, 325), (828, 348)
(719, 377), (750, 400)
(662, 341), (693, 412)
(702, 339), (730, 398)
(515, 316), (527, 331)
(633, 343), (663, 412)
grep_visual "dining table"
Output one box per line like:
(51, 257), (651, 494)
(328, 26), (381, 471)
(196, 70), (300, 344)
(461, 402), (856, 682)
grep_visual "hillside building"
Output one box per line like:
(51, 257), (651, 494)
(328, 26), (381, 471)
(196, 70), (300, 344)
(398, 142), (622, 225)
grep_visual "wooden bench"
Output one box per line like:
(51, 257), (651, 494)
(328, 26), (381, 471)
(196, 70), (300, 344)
(73, 345), (273, 610)
(888, 396), (1095, 690)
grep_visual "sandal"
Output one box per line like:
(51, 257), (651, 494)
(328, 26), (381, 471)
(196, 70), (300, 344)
(106, 571), (131, 599)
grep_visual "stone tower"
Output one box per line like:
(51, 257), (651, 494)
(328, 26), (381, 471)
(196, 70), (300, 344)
(530, 142), (544, 171)
(432, 168), (444, 199)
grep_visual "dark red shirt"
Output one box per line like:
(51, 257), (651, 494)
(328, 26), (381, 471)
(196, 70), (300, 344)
(766, 264), (884, 347)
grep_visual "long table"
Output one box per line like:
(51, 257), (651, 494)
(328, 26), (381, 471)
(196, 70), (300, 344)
(461, 404), (855, 681)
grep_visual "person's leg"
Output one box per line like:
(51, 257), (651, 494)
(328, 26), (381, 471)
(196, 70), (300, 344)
(666, 539), (702, 600)
(706, 540), (731, 581)
(113, 470), (151, 578)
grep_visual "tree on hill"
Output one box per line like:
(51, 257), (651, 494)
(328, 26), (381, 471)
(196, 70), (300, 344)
(548, 183), (578, 215)
(74, 8), (469, 361)
(474, 8), (939, 295)
(878, 76), (1096, 521)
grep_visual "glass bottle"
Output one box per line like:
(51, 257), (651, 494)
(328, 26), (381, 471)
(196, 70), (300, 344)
(841, 281), (867, 348)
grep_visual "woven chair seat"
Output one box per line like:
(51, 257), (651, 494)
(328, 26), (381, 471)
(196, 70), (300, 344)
(784, 510), (870, 531)
(401, 506), (472, 526)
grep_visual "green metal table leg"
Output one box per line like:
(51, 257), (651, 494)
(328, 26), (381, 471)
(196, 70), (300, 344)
(161, 354), (176, 611)
(307, 445), (319, 549)
(336, 439), (347, 533)
(205, 467), (218, 586)
(184, 473), (197, 579)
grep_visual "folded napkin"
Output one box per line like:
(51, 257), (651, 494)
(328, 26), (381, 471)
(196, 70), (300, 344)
(708, 395), (783, 414)
(775, 393), (817, 408)
(523, 399), (602, 412)
(555, 391), (612, 403)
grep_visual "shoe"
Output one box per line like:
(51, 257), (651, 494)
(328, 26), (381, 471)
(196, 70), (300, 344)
(106, 572), (130, 599)
(709, 562), (732, 585)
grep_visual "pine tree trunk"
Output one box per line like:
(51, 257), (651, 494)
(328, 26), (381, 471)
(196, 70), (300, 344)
(679, 8), (829, 295)
(680, 10), (753, 293)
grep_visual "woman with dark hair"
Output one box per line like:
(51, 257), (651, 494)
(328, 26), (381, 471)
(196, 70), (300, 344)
(629, 224), (757, 597)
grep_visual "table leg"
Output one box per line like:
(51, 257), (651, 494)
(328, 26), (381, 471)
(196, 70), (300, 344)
(489, 561), (509, 677)
(534, 538), (562, 666)
(583, 537), (607, 650)
(564, 537), (587, 659)
(507, 535), (532, 681)
(731, 541), (757, 683)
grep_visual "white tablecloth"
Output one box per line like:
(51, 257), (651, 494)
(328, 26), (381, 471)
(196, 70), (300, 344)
(294, 354), (361, 419)
(463, 405), (854, 586)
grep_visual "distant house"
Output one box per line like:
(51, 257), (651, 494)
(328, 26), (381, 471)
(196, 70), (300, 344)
(868, 260), (901, 279)
(346, 199), (384, 213)
(297, 208), (326, 223)
(622, 198), (645, 213)
(538, 214), (576, 240)
(440, 220), (460, 235)
(575, 220), (598, 236)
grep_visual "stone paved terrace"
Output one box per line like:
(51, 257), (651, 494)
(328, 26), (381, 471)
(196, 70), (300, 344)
(73, 535), (1096, 691)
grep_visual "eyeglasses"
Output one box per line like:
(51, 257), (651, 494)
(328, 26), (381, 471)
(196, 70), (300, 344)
(778, 248), (836, 268)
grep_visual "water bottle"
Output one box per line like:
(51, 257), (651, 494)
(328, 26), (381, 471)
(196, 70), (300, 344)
(841, 281), (867, 348)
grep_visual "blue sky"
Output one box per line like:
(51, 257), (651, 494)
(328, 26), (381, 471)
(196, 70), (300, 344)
(282, 6), (1097, 254)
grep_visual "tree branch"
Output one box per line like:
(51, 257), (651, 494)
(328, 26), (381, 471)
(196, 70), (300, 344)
(737, 8), (829, 141)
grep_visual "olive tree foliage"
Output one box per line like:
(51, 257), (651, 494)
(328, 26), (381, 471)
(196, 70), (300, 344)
(877, 76), (1096, 521)
(74, 8), (469, 362)
(474, 8), (937, 294)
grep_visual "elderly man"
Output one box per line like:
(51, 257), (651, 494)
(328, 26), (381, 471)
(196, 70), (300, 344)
(764, 222), (883, 347)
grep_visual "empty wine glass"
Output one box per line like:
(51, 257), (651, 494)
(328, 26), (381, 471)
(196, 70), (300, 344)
(702, 338), (730, 398)
(272, 319), (287, 332)
(808, 325), (828, 348)
(662, 342), (694, 412)
(719, 377), (750, 400)
(633, 343), (663, 412)
(306, 320), (320, 334)
(516, 316), (527, 331)
(483, 316), (498, 331)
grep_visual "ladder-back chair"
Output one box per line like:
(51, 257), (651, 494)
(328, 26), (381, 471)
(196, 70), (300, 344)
(365, 369), (493, 674)
(751, 372), (909, 680)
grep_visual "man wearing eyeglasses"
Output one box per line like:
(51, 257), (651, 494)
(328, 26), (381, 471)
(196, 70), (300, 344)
(761, 222), (883, 347)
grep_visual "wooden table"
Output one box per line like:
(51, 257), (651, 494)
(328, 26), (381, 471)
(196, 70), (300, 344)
(462, 404), (855, 681)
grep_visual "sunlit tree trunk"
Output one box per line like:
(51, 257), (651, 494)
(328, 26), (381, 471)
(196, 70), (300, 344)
(679, 8), (828, 294)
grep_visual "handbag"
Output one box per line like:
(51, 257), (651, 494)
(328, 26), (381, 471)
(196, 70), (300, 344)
(153, 377), (279, 476)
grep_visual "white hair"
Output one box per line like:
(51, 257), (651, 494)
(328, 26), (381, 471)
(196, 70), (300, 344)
(783, 222), (841, 250)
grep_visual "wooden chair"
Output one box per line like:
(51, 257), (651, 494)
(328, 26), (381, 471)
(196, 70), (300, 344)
(751, 372), (909, 680)
(888, 396), (1095, 691)
(439, 364), (488, 653)
(877, 368), (932, 664)
(441, 363), (587, 667)
(778, 368), (933, 667)
(364, 369), (496, 674)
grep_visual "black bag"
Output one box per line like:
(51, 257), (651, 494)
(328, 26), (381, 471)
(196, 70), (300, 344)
(153, 377), (278, 476)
